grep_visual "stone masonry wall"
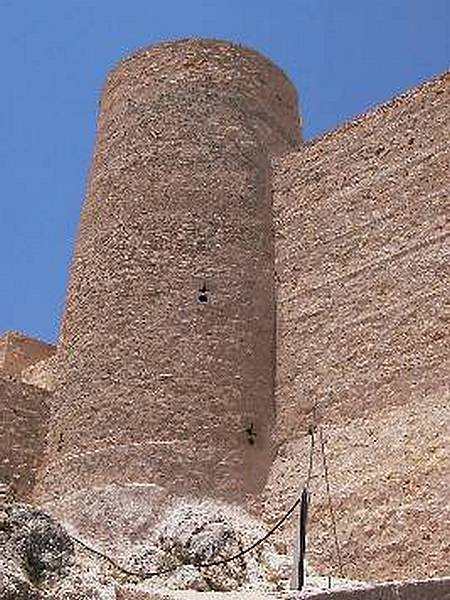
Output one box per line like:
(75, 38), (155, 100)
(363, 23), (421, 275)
(0, 331), (56, 378)
(3, 42), (447, 585)
(114, 577), (450, 599)
(264, 390), (449, 582)
(304, 578), (450, 600)
(0, 377), (50, 500)
(266, 73), (449, 581)
(37, 40), (302, 520)
(21, 354), (58, 393)
(0, 335), (6, 369)
(273, 72), (448, 435)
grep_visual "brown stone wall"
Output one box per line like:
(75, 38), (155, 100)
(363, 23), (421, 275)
(273, 72), (449, 435)
(0, 377), (50, 500)
(114, 578), (450, 599)
(0, 335), (6, 368)
(301, 578), (450, 600)
(264, 392), (449, 582)
(37, 40), (301, 510)
(0, 331), (56, 378)
(266, 73), (449, 581)
(21, 354), (58, 393)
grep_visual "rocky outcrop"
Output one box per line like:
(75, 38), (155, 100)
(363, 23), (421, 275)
(0, 502), (73, 598)
(1, 501), (449, 599)
(128, 498), (291, 592)
(0, 501), (120, 599)
(0, 498), (292, 598)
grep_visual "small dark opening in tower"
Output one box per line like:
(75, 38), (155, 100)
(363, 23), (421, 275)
(245, 421), (257, 445)
(198, 284), (209, 304)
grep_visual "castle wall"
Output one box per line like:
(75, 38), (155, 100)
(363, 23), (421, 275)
(0, 331), (56, 378)
(273, 72), (448, 435)
(21, 354), (58, 393)
(115, 578), (450, 599)
(303, 578), (450, 600)
(0, 377), (50, 500)
(267, 73), (449, 580)
(265, 390), (449, 582)
(0, 336), (6, 369)
(37, 40), (301, 513)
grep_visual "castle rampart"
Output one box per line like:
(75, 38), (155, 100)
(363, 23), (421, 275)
(265, 71), (449, 581)
(21, 354), (58, 392)
(0, 377), (50, 500)
(0, 331), (56, 378)
(273, 71), (448, 437)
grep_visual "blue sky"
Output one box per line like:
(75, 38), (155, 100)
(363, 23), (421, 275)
(0, 0), (448, 344)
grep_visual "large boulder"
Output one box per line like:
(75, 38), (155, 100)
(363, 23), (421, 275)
(1, 502), (74, 582)
(0, 501), (74, 598)
(129, 498), (291, 592)
(0, 566), (41, 600)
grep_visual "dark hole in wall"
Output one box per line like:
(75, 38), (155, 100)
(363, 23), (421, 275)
(198, 284), (209, 304)
(245, 421), (257, 445)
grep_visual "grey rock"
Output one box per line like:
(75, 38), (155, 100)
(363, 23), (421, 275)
(4, 502), (74, 583)
(0, 563), (42, 600)
(0, 501), (74, 599)
(129, 498), (291, 592)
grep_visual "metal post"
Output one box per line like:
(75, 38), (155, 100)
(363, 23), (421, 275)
(291, 487), (310, 590)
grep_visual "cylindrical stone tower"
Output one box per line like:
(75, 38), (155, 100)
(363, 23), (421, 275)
(38, 40), (301, 521)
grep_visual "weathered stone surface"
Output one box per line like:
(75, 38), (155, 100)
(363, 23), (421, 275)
(273, 71), (449, 437)
(0, 332), (56, 379)
(0, 502), (74, 599)
(22, 355), (58, 393)
(41, 482), (168, 561)
(2, 40), (448, 592)
(37, 39), (302, 526)
(269, 71), (450, 582)
(1, 501), (448, 599)
(0, 565), (42, 600)
(0, 503), (73, 582)
(265, 391), (450, 583)
(127, 498), (290, 592)
(51, 574), (117, 600)
(0, 378), (50, 501)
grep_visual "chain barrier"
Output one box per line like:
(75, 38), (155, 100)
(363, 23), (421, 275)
(71, 429), (316, 581)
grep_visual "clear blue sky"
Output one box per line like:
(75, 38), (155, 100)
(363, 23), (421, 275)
(0, 0), (448, 344)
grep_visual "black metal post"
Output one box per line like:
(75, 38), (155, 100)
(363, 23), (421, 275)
(297, 487), (310, 590)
